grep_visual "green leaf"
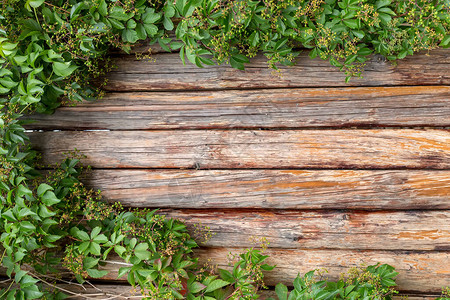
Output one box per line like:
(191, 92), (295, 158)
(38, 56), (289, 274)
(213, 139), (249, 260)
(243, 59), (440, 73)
(144, 24), (158, 36)
(109, 6), (132, 21)
(41, 190), (60, 206)
(15, 269), (27, 283)
(439, 35), (450, 48)
(89, 242), (101, 255)
(163, 17), (174, 30)
(91, 226), (101, 238)
(126, 19), (136, 29)
(122, 29), (139, 43)
(343, 19), (358, 29)
(117, 267), (130, 279)
(20, 221), (36, 232)
(87, 268), (108, 278)
(230, 54), (249, 70)
(136, 24), (147, 40)
(98, 0), (107, 16)
(37, 183), (53, 197)
(219, 269), (233, 282)
(74, 230), (90, 241)
(18, 207), (36, 219)
(378, 13), (392, 24)
(376, 0), (391, 9)
(22, 285), (43, 299)
(93, 234), (108, 244)
(83, 257), (100, 269)
(143, 9), (161, 24)
(108, 18), (125, 30)
(44, 234), (62, 243)
(70, 2), (85, 19)
(378, 7), (396, 15)
(114, 245), (126, 256)
(204, 279), (230, 293)
(19, 274), (39, 288)
(261, 263), (276, 271)
(180, 46), (186, 65)
(352, 30), (365, 39)
(39, 204), (56, 217)
(27, 0), (44, 9)
(189, 281), (207, 293)
(79, 241), (90, 253)
(275, 283), (288, 300)
(134, 243), (151, 260)
(52, 62), (78, 78)
(357, 47), (372, 56)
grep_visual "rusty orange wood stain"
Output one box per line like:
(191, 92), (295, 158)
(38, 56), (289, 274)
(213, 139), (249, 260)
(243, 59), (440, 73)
(397, 230), (449, 240)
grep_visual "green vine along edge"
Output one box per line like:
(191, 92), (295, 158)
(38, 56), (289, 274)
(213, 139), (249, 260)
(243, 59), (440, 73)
(1, 0), (449, 299)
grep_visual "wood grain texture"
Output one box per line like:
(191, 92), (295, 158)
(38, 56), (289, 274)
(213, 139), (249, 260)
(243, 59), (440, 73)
(95, 249), (449, 293)
(159, 209), (450, 251)
(103, 50), (450, 91)
(194, 248), (450, 293)
(84, 169), (450, 210)
(29, 129), (450, 169)
(25, 86), (450, 130)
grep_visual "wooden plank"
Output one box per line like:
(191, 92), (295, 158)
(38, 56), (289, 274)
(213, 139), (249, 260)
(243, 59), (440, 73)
(103, 50), (450, 91)
(194, 248), (450, 293)
(29, 129), (450, 169)
(95, 249), (449, 293)
(25, 86), (450, 130)
(85, 169), (450, 210)
(0, 283), (437, 299)
(157, 209), (450, 251)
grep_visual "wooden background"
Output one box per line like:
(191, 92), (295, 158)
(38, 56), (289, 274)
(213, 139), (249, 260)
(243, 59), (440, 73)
(27, 47), (450, 299)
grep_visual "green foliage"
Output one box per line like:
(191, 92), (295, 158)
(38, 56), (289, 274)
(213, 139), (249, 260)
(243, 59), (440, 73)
(0, 0), (449, 299)
(270, 264), (399, 300)
(437, 286), (450, 300)
(0, 150), (272, 299)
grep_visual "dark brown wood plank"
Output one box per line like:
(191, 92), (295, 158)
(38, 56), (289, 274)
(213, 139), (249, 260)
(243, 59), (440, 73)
(29, 129), (450, 169)
(103, 50), (450, 91)
(159, 209), (450, 251)
(95, 249), (449, 293)
(84, 169), (450, 210)
(25, 86), (450, 130)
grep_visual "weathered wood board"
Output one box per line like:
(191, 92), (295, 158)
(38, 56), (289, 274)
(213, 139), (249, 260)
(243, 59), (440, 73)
(157, 209), (450, 251)
(93, 249), (449, 293)
(84, 169), (450, 210)
(25, 86), (450, 130)
(103, 50), (450, 91)
(30, 129), (450, 169)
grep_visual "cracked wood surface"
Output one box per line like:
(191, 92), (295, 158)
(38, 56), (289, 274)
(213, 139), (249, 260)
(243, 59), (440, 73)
(29, 129), (450, 169)
(83, 169), (450, 210)
(103, 50), (450, 91)
(25, 86), (450, 130)
(158, 209), (450, 251)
